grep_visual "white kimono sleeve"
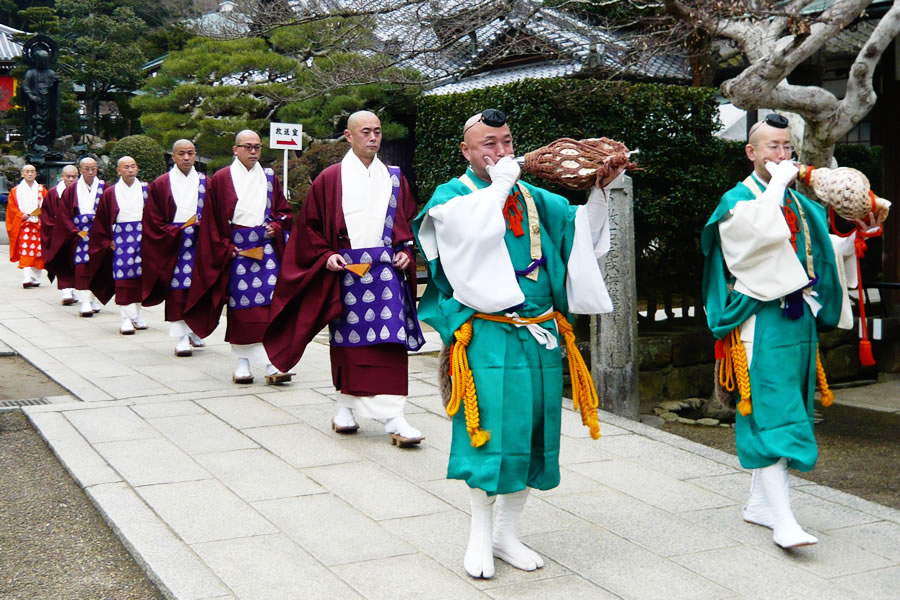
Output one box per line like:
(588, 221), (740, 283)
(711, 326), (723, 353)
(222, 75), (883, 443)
(829, 231), (859, 330)
(718, 191), (809, 302)
(424, 188), (525, 313)
(566, 185), (613, 314)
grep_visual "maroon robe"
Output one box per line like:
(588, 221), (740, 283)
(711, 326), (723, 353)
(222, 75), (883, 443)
(53, 179), (105, 290)
(183, 166), (292, 344)
(142, 171), (196, 321)
(87, 184), (143, 305)
(40, 184), (67, 286)
(263, 162), (418, 396)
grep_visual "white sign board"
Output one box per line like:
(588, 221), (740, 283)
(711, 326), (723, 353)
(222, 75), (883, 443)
(269, 122), (303, 150)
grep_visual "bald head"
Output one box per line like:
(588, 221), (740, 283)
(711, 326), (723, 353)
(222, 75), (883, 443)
(460, 111), (514, 182)
(233, 130), (262, 169)
(172, 139), (197, 175)
(116, 156), (138, 185)
(234, 130), (258, 146)
(347, 110), (378, 131)
(745, 119), (794, 183)
(21, 164), (37, 185)
(344, 111), (382, 168)
(61, 165), (79, 187)
(79, 157), (98, 184)
(172, 139), (194, 153)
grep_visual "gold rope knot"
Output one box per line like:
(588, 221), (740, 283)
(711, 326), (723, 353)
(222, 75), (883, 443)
(447, 320), (490, 447)
(446, 311), (604, 447)
(719, 329), (753, 416)
(553, 314), (601, 439)
(816, 347), (834, 407)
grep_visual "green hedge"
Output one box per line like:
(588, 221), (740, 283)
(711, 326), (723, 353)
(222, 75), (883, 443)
(109, 135), (167, 183)
(415, 79), (747, 308)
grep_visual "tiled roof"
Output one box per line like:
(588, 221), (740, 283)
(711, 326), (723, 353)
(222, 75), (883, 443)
(0, 24), (24, 63)
(423, 62), (581, 96)
(187, 1), (689, 92)
(825, 19), (876, 57)
(381, 2), (689, 95)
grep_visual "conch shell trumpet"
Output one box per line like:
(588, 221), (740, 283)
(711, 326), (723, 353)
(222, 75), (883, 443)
(515, 137), (639, 191)
(798, 165), (890, 222)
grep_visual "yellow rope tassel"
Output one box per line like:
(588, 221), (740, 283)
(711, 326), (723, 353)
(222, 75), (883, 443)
(553, 315), (601, 439)
(816, 346), (834, 407)
(447, 321), (491, 447)
(723, 329), (753, 417)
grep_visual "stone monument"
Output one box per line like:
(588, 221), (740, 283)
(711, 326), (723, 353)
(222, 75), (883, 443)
(590, 174), (639, 419)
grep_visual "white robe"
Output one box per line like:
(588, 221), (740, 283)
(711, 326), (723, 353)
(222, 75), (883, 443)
(114, 178), (144, 222)
(16, 181), (42, 224)
(76, 177), (101, 216)
(169, 166), (200, 222)
(230, 159), (267, 227)
(419, 176), (615, 316)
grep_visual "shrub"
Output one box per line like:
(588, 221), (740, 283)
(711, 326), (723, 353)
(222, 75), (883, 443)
(415, 79), (742, 316)
(277, 140), (350, 211)
(109, 135), (167, 183)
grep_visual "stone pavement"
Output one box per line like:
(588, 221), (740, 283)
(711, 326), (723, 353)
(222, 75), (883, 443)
(1, 253), (898, 600)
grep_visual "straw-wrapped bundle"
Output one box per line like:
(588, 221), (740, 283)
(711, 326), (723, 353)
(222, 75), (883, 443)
(799, 165), (890, 221)
(518, 137), (639, 191)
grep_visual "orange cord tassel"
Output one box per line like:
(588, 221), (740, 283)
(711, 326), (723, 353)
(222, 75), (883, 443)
(816, 347), (834, 407)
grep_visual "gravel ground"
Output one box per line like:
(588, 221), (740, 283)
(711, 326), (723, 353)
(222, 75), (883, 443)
(0, 354), (165, 600)
(660, 401), (900, 510)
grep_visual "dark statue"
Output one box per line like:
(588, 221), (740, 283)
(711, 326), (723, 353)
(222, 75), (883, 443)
(22, 35), (61, 162)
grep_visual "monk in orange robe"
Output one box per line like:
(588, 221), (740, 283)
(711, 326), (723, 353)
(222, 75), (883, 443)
(5, 164), (47, 287)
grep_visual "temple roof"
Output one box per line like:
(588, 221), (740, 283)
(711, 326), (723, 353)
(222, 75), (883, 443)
(0, 24), (24, 64)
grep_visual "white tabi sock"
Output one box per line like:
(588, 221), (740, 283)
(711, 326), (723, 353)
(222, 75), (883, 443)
(758, 458), (818, 548)
(743, 469), (775, 529)
(234, 358), (251, 378)
(465, 487), (496, 579)
(492, 489), (543, 570)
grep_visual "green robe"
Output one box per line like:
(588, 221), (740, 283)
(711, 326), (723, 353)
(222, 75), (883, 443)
(702, 174), (842, 471)
(413, 168), (580, 495)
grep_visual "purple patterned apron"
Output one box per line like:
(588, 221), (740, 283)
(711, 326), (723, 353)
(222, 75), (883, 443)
(170, 173), (207, 290)
(112, 183), (149, 280)
(73, 182), (105, 265)
(329, 166), (426, 351)
(228, 169), (278, 310)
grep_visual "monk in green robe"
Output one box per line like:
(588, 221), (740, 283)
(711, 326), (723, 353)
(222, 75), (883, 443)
(702, 114), (863, 549)
(413, 109), (622, 578)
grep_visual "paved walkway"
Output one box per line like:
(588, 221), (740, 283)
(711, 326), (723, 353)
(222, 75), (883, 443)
(1, 251), (898, 600)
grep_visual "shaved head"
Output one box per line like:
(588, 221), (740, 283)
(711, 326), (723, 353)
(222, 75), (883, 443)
(117, 155), (136, 168)
(62, 165), (78, 176)
(745, 118), (794, 183)
(233, 130), (262, 169)
(234, 130), (257, 146)
(172, 139), (194, 153)
(347, 110), (378, 131)
(463, 113), (483, 138)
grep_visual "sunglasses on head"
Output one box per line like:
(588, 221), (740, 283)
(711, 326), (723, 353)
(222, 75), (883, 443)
(463, 108), (507, 135)
(765, 113), (789, 129)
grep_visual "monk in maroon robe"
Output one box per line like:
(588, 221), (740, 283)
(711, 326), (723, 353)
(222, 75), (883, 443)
(41, 165), (79, 304)
(142, 140), (207, 357)
(264, 110), (425, 446)
(53, 157), (105, 317)
(88, 156), (149, 335)
(184, 130), (293, 384)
